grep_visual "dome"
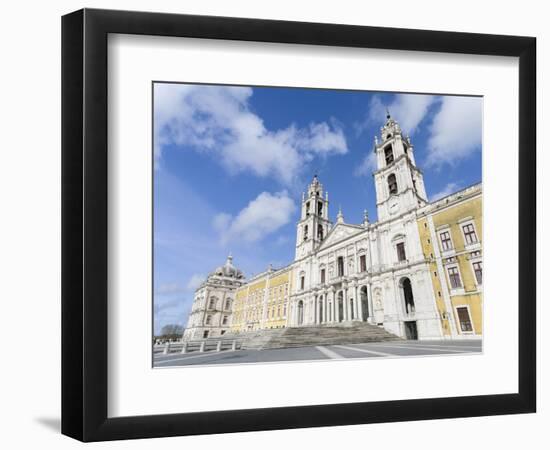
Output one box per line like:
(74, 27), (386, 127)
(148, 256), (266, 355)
(210, 254), (244, 279)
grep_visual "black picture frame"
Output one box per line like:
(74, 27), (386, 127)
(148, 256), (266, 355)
(61, 8), (536, 442)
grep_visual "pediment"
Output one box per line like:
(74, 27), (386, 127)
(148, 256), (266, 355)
(318, 223), (364, 250)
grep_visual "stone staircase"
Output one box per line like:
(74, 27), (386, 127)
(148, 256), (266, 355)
(226, 322), (402, 350)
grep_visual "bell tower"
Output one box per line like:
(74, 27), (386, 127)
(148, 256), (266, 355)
(295, 175), (331, 259)
(373, 113), (428, 221)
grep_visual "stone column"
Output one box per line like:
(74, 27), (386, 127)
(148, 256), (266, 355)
(367, 284), (375, 323)
(355, 284), (363, 321)
(314, 295), (321, 325)
(316, 296), (320, 324)
(332, 290), (337, 322)
(343, 289), (349, 321)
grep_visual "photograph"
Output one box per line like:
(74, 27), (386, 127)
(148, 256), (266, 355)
(0, 0), (541, 446)
(152, 83), (483, 367)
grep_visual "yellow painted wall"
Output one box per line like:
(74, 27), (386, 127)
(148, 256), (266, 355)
(451, 294), (483, 335)
(417, 217), (451, 335)
(230, 269), (292, 332)
(422, 193), (483, 336)
(264, 271), (292, 329)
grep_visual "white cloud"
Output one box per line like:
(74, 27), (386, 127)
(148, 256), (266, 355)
(430, 182), (460, 201)
(354, 151), (377, 177)
(357, 94), (436, 136)
(154, 84), (348, 184)
(426, 96), (482, 167)
(186, 274), (205, 291)
(213, 191), (296, 244)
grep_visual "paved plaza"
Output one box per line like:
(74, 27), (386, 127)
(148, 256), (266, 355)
(153, 340), (482, 368)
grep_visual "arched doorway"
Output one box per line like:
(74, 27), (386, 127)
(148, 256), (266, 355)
(400, 277), (415, 314)
(297, 300), (304, 325)
(360, 286), (369, 321)
(337, 291), (344, 322)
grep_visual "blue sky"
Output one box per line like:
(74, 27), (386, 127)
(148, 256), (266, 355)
(153, 83), (482, 334)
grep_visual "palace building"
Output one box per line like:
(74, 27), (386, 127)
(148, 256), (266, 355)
(182, 254), (245, 341)
(183, 114), (482, 341)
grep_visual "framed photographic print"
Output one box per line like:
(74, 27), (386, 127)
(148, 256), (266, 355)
(61, 8), (536, 442)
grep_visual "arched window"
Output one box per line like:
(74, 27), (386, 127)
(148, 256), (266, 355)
(208, 297), (217, 309)
(400, 277), (415, 314)
(317, 224), (324, 240)
(388, 174), (398, 194)
(303, 225), (308, 241)
(297, 300), (304, 325)
(337, 291), (344, 322)
(360, 286), (369, 321)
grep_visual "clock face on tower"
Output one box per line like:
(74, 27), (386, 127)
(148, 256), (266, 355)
(389, 199), (399, 215)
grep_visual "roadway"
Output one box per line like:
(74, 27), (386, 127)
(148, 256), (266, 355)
(153, 339), (482, 368)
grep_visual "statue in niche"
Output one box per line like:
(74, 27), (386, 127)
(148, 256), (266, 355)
(373, 287), (385, 323)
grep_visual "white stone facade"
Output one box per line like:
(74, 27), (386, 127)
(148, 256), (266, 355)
(287, 114), (443, 340)
(183, 255), (245, 341)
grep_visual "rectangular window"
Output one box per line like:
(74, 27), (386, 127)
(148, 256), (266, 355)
(205, 315), (212, 324)
(320, 268), (326, 284)
(456, 307), (473, 332)
(462, 223), (478, 245)
(447, 266), (462, 289)
(337, 257), (344, 277)
(473, 261), (483, 285)
(396, 242), (406, 262)
(222, 315), (228, 325)
(440, 231), (452, 251)
(359, 254), (367, 272)
(300, 276), (305, 290)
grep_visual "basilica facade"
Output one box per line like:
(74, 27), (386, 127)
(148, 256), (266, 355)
(184, 114), (482, 341)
